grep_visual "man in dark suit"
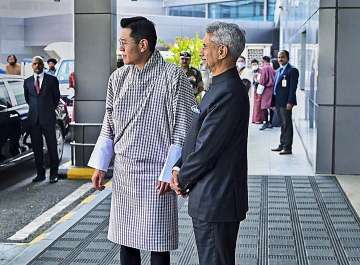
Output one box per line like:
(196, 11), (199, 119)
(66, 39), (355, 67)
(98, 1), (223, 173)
(170, 22), (249, 265)
(271, 50), (299, 155)
(24, 56), (60, 183)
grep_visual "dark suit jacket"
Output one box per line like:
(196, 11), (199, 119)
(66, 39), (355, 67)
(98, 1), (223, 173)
(24, 73), (60, 126)
(177, 67), (250, 222)
(274, 63), (299, 107)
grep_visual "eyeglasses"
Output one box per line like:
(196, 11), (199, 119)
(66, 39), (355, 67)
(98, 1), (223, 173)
(119, 39), (136, 49)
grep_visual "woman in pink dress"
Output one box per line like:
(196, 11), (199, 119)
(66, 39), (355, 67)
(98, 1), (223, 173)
(258, 56), (276, 130)
(251, 59), (263, 124)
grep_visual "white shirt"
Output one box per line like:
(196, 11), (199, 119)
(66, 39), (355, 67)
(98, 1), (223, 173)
(88, 137), (182, 183)
(33, 72), (45, 88)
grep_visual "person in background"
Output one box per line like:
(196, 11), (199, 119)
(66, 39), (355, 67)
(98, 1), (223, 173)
(179, 51), (204, 103)
(251, 59), (263, 124)
(47, 58), (58, 76)
(258, 56), (276, 130)
(5, 54), (21, 75)
(24, 56), (60, 183)
(236, 55), (252, 93)
(69, 72), (76, 89)
(271, 50), (299, 155)
(199, 59), (212, 92)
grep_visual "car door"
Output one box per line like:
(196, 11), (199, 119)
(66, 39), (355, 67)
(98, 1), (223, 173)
(5, 79), (30, 152)
(6, 80), (28, 122)
(0, 81), (15, 159)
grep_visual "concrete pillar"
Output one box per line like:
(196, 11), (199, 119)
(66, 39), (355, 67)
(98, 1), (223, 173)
(317, 0), (360, 174)
(73, 0), (117, 166)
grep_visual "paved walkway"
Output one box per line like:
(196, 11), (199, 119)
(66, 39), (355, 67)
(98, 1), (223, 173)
(3, 123), (360, 265)
(18, 175), (360, 265)
(248, 123), (314, 176)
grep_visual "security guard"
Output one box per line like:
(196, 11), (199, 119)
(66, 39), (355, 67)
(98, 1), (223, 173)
(180, 51), (204, 102)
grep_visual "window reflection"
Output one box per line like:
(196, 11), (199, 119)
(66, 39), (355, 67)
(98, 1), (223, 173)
(209, 0), (264, 20)
(169, 5), (206, 18)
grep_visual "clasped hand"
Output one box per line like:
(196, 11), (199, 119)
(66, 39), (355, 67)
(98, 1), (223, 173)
(170, 170), (185, 197)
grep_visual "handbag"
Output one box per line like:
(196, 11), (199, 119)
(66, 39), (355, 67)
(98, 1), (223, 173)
(256, 84), (265, 95)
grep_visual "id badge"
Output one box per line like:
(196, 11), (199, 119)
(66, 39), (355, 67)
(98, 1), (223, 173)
(282, 78), (287, 88)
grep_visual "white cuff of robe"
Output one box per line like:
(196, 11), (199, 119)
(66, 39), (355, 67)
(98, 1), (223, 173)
(87, 135), (114, 172)
(158, 144), (182, 183)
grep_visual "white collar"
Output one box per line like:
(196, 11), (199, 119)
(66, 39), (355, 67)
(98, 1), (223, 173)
(34, 72), (44, 79)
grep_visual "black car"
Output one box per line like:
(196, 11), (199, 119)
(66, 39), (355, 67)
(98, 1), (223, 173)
(0, 74), (70, 169)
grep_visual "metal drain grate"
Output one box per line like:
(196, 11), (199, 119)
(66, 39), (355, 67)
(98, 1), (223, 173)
(28, 176), (360, 265)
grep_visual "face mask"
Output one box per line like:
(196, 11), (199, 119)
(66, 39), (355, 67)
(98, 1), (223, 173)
(236, 62), (246, 70)
(252, 65), (259, 71)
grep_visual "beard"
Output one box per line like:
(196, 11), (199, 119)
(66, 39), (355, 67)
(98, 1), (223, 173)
(49, 66), (56, 71)
(9, 62), (16, 66)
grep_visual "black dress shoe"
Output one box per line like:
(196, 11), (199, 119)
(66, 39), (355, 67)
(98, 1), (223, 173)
(279, 150), (292, 155)
(267, 123), (273, 129)
(259, 123), (267, 130)
(49, 175), (58, 183)
(271, 146), (283, 152)
(33, 175), (46, 182)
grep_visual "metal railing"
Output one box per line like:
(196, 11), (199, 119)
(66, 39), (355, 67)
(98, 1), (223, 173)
(69, 122), (102, 166)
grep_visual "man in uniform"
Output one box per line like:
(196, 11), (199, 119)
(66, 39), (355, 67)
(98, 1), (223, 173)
(180, 51), (204, 102)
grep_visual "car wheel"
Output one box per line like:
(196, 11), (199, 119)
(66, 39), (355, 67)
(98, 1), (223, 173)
(55, 123), (65, 161)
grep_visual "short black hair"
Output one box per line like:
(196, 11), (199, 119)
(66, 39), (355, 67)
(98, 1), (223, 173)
(120, 16), (157, 53)
(279, 50), (290, 59)
(251, 59), (259, 64)
(239, 55), (246, 61)
(262, 56), (271, 63)
(47, 58), (57, 64)
(7, 54), (17, 63)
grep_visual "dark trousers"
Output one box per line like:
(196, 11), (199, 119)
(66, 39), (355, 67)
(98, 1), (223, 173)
(192, 218), (240, 265)
(30, 123), (59, 176)
(120, 245), (170, 265)
(263, 109), (274, 124)
(279, 107), (293, 151)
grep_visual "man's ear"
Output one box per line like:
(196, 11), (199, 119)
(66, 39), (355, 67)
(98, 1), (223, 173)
(139, 39), (149, 53)
(218, 45), (228, 60)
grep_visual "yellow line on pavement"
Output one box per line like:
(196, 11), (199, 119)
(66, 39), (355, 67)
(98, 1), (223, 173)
(30, 233), (48, 245)
(57, 212), (75, 224)
(105, 180), (112, 188)
(80, 195), (96, 205)
(67, 167), (95, 180)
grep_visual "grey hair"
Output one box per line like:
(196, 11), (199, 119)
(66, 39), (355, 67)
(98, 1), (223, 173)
(206, 22), (246, 61)
(32, 56), (44, 63)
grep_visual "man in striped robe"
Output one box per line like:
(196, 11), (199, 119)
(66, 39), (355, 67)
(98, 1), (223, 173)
(88, 17), (194, 265)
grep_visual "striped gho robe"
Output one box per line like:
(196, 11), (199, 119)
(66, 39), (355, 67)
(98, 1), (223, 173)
(88, 50), (195, 251)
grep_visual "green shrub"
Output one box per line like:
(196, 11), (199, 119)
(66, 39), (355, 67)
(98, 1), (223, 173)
(159, 34), (203, 69)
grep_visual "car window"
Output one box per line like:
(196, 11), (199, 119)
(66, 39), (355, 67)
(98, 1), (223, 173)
(7, 81), (26, 105)
(0, 82), (11, 108)
(56, 60), (74, 84)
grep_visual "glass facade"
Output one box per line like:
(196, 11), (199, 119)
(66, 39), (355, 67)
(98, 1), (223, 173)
(267, 0), (276, 21)
(168, 4), (206, 18)
(167, 0), (276, 21)
(208, 0), (264, 20)
(280, 0), (319, 169)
